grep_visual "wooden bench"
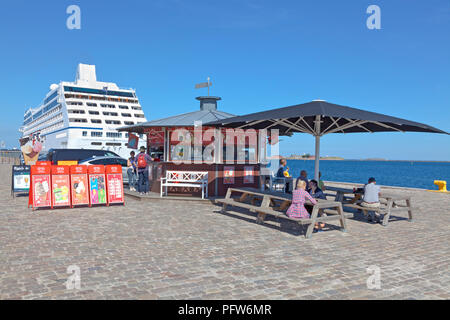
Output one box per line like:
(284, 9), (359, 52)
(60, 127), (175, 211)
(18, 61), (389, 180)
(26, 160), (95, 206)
(324, 186), (415, 226)
(216, 188), (350, 239)
(342, 194), (415, 226)
(160, 171), (208, 199)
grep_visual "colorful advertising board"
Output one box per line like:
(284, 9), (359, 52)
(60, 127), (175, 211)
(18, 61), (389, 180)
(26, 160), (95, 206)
(51, 166), (71, 207)
(106, 165), (124, 204)
(127, 133), (139, 150)
(12, 165), (31, 194)
(30, 165), (51, 209)
(19, 136), (43, 165)
(88, 165), (107, 206)
(224, 166), (235, 184)
(70, 165), (89, 207)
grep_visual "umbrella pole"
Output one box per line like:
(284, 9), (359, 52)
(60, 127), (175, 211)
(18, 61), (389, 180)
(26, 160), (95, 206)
(314, 135), (320, 181)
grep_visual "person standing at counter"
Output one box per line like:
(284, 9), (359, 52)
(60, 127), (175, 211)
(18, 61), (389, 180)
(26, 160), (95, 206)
(136, 146), (152, 195)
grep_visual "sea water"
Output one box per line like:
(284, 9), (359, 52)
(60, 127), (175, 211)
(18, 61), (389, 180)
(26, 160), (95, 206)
(281, 160), (450, 190)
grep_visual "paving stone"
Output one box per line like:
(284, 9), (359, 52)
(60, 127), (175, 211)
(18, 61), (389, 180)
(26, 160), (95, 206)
(1, 164), (449, 299)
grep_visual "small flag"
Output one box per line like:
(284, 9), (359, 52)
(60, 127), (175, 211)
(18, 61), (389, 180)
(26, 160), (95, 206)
(195, 81), (212, 89)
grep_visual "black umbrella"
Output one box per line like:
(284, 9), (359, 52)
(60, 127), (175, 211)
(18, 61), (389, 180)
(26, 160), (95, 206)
(206, 100), (448, 181)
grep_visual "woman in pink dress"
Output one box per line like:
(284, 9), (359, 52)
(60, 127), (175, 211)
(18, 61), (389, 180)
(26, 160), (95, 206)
(286, 180), (317, 219)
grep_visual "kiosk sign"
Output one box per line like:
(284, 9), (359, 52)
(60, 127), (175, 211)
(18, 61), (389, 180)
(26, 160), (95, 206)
(106, 165), (124, 204)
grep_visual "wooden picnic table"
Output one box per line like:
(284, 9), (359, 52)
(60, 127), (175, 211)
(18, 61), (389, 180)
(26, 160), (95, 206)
(325, 186), (415, 226)
(216, 187), (351, 239)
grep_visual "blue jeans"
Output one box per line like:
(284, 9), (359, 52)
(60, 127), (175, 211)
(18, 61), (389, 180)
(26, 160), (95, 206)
(138, 169), (149, 193)
(127, 168), (137, 189)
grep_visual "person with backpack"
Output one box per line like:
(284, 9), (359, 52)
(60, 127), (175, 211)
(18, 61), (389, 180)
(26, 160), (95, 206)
(136, 146), (152, 195)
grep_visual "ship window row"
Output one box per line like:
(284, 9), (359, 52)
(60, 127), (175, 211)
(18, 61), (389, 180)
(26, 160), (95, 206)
(44, 90), (59, 105)
(25, 101), (60, 125)
(90, 142), (128, 147)
(25, 108), (62, 130)
(103, 112), (118, 116)
(40, 120), (65, 136)
(64, 86), (136, 98)
(66, 118), (131, 125)
(68, 109), (85, 114)
(69, 118), (88, 123)
(67, 101), (83, 106)
(105, 120), (121, 125)
(64, 93), (138, 104)
(66, 100), (142, 112)
(89, 111), (99, 115)
(26, 116), (63, 136)
(101, 104), (116, 108)
(82, 132), (125, 138)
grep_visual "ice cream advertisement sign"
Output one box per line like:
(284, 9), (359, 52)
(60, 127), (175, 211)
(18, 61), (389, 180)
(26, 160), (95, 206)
(19, 135), (43, 165)
(70, 165), (89, 206)
(51, 166), (71, 207)
(30, 165), (52, 209)
(88, 165), (107, 206)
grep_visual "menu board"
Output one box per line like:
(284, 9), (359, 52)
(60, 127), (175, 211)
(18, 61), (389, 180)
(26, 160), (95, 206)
(107, 173), (124, 204)
(32, 174), (51, 208)
(243, 166), (254, 184)
(224, 166), (235, 184)
(52, 175), (70, 207)
(89, 174), (107, 205)
(71, 174), (89, 206)
(12, 165), (31, 193)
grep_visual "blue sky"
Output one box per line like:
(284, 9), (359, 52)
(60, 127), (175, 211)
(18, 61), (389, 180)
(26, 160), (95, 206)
(0, 0), (449, 160)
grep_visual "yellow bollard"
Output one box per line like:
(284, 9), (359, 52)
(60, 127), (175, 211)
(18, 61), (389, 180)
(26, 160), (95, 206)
(428, 180), (449, 193)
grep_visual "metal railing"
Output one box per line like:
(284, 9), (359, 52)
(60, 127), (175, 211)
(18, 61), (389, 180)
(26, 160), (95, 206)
(0, 151), (22, 165)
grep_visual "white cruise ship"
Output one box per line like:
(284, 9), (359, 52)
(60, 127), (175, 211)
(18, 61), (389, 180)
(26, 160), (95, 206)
(20, 63), (148, 159)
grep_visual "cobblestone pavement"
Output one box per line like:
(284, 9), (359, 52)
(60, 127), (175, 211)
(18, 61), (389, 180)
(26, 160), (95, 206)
(1, 164), (449, 300)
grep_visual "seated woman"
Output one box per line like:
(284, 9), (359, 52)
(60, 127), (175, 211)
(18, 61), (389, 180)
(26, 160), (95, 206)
(307, 179), (327, 230)
(307, 179), (326, 200)
(286, 180), (317, 219)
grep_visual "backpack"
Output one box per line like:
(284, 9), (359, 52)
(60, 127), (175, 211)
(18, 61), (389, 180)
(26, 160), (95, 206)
(137, 153), (147, 168)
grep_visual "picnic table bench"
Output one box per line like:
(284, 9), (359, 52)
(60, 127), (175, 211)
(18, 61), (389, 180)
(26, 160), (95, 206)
(325, 186), (415, 226)
(215, 187), (352, 239)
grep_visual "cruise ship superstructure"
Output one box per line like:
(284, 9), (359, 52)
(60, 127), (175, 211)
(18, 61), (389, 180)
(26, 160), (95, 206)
(20, 64), (147, 159)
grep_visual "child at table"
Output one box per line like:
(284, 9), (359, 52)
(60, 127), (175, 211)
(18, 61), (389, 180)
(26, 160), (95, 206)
(286, 180), (317, 219)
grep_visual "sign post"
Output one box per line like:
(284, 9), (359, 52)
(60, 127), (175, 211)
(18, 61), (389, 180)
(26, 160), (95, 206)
(88, 165), (107, 206)
(106, 165), (125, 205)
(70, 165), (89, 207)
(51, 166), (71, 208)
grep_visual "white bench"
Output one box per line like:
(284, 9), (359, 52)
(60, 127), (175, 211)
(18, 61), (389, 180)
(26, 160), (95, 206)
(160, 171), (209, 199)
